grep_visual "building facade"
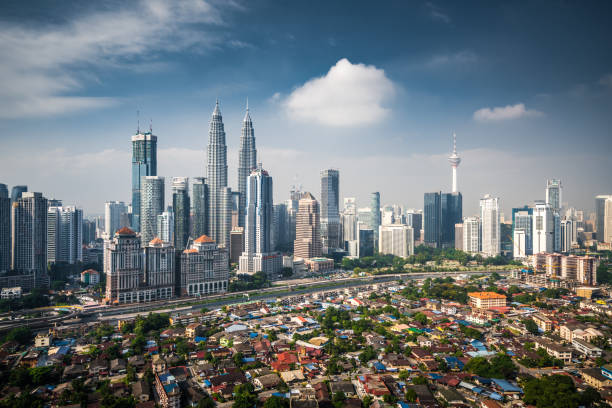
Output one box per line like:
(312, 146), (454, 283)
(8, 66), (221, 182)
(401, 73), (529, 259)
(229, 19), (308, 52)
(47, 206), (83, 264)
(140, 176), (164, 246)
(172, 177), (190, 251)
(105, 227), (143, 304)
(293, 192), (322, 260)
(320, 169), (341, 253)
(424, 192), (462, 248)
(462, 216), (481, 254)
(143, 238), (175, 300)
(237, 104), (257, 229)
(180, 235), (229, 296)
(0, 184), (9, 273)
(533, 202), (554, 254)
(104, 201), (129, 238)
(131, 131), (157, 232)
(480, 194), (500, 257)
(512, 206), (533, 257)
(192, 177), (209, 239)
(378, 224), (414, 258)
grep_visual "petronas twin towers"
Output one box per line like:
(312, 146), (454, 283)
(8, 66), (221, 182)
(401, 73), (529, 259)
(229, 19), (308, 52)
(206, 100), (257, 249)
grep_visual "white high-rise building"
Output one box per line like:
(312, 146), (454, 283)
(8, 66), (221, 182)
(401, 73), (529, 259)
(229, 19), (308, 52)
(513, 230), (527, 258)
(157, 210), (174, 244)
(140, 176), (164, 246)
(533, 202), (554, 254)
(104, 201), (128, 238)
(595, 195), (612, 242)
(546, 179), (562, 213)
(560, 219), (574, 252)
(378, 224), (414, 258)
(462, 216), (481, 254)
(480, 195), (500, 257)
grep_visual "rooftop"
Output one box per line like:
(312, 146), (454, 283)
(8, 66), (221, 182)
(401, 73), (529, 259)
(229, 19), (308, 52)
(468, 292), (506, 300)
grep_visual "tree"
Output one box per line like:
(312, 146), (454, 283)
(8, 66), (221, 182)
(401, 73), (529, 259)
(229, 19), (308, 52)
(197, 395), (217, 408)
(523, 374), (582, 408)
(412, 375), (427, 385)
(263, 396), (289, 408)
(332, 391), (346, 408)
(4, 326), (32, 345)
(398, 369), (410, 380)
(233, 383), (257, 408)
(382, 394), (398, 404)
(405, 388), (417, 402)
(523, 319), (539, 335)
(361, 395), (373, 408)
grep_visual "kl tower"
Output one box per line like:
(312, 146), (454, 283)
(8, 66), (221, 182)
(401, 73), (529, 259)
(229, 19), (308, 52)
(448, 132), (461, 193)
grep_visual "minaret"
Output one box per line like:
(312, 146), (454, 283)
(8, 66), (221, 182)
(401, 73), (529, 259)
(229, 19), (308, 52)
(206, 100), (230, 248)
(448, 132), (461, 193)
(237, 99), (257, 228)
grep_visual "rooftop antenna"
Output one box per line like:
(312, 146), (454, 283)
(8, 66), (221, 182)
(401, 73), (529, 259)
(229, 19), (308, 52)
(149, 118), (153, 133)
(137, 110), (140, 134)
(246, 97), (249, 112)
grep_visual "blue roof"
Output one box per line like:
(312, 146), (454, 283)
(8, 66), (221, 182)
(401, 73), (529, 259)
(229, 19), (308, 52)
(242, 357), (256, 363)
(204, 380), (211, 386)
(474, 376), (492, 385)
(488, 392), (504, 400)
(492, 379), (523, 393)
(249, 332), (258, 338)
(195, 336), (207, 343)
(428, 373), (443, 380)
(472, 387), (484, 394)
(373, 362), (386, 370)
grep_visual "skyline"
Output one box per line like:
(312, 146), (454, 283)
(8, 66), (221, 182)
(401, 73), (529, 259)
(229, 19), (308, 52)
(1, 0), (611, 217)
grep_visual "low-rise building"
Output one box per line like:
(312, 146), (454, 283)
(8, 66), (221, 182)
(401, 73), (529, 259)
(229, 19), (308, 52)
(468, 292), (507, 309)
(155, 372), (181, 408)
(532, 313), (553, 332)
(0, 286), (22, 299)
(572, 338), (603, 358)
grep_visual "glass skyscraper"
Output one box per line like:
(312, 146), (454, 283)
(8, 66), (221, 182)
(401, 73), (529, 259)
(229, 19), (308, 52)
(192, 177), (209, 238)
(512, 206), (533, 256)
(320, 169), (341, 252)
(424, 191), (462, 248)
(237, 104), (257, 229)
(140, 176), (164, 245)
(131, 131), (157, 232)
(172, 177), (190, 251)
(369, 192), (381, 249)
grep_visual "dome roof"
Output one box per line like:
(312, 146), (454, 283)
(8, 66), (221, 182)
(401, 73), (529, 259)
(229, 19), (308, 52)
(194, 235), (215, 243)
(116, 227), (135, 236)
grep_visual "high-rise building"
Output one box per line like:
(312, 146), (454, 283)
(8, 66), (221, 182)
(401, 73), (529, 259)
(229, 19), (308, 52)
(604, 198), (612, 244)
(47, 206), (83, 264)
(357, 223), (374, 258)
(143, 237), (175, 300)
(285, 188), (301, 248)
(10, 185), (27, 202)
(294, 192), (322, 260)
(512, 206), (533, 257)
(595, 195), (612, 242)
(379, 224), (414, 258)
(455, 223), (463, 250)
(462, 216), (481, 254)
(141, 176), (164, 245)
(341, 199), (358, 247)
(369, 192), (381, 249)
(230, 227), (244, 264)
(105, 227), (143, 304)
(546, 179), (562, 213)
(206, 101), (231, 249)
(237, 103), (257, 229)
(480, 195), (500, 257)
(533, 202), (554, 254)
(560, 219), (574, 252)
(320, 169), (341, 253)
(157, 210), (174, 244)
(405, 210), (423, 242)
(11, 192), (49, 288)
(272, 203), (289, 251)
(104, 201), (128, 238)
(180, 235), (229, 296)
(231, 191), (241, 229)
(172, 177), (190, 251)
(424, 192), (462, 248)
(131, 130), (157, 232)
(0, 184), (10, 272)
(82, 219), (96, 245)
(239, 166), (281, 276)
(192, 177), (209, 239)
(448, 133), (461, 193)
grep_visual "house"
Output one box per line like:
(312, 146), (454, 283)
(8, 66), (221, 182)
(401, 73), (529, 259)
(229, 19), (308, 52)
(572, 338), (603, 358)
(417, 336), (432, 348)
(89, 358), (108, 376)
(132, 380), (151, 402)
(582, 368), (612, 390)
(533, 338), (573, 363)
(155, 372), (181, 408)
(110, 358), (127, 375)
(35, 333), (53, 348)
(253, 373), (281, 390)
(185, 323), (203, 338)
(330, 381), (356, 397)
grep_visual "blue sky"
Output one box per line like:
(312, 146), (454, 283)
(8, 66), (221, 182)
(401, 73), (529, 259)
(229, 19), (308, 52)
(0, 0), (611, 217)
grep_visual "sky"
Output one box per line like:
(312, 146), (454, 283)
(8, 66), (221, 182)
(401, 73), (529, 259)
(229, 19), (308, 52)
(0, 0), (611, 217)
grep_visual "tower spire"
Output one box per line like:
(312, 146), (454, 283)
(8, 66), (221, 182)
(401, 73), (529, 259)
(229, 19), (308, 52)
(448, 132), (461, 193)
(137, 109), (140, 134)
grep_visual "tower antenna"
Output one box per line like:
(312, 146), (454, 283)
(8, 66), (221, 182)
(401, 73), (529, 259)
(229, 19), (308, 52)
(150, 118), (153, 133)
(137, 110), (140, 134)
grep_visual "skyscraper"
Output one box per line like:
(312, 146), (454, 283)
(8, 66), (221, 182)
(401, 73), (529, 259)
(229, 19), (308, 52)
(546, 179), (562, 213)
(172, 177), (190, 251)
(47, 206), (83, 264)
(379, 224), (414, 258)
(206, 101), (231, 249)
(595, 195), (612, 243)
(131, 130), (157, 232)
(448, 133), (461, 193)
(11, 192), (48, 288)
(320, 169), (341, 253)
(462, 216), (481, 254)
(560, 219), (574, 252)
(104, 201), (128, 238)
(140, 176), (164, 245)
(239, 166), (281, 275)
(480, 195), (500, 257)
(533, 201), (554, 254)
(237, 102), (257, 229)
(369, 192), (381, 250)
(294, 192), (322, 260)
(192, 177), (209, 239)
(156, 210), (174, 244)
(0, 184), (10, 273)
(424, 192), (462, 248)
(512, 206), (533, 257)
(10, 185), (27, 202)
(341, 197), (357, 246)
(405, 209), (423, 241)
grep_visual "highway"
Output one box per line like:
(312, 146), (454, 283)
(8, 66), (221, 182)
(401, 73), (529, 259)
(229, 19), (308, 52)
(0, 270), (511, 333)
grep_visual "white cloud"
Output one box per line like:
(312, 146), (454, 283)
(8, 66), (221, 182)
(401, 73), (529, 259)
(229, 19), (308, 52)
(424, 51), (478, 68)
(283, 58), (396, 127)
(0, 0), (225, 119)
(425, 2), (451, 24)
(473, 103), (543, 122)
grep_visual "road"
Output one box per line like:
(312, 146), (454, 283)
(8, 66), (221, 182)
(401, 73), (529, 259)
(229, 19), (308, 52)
(0, 270), (510, 333)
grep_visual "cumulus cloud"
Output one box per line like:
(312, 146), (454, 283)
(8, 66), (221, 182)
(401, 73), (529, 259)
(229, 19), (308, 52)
(284, 58), (395, 127)
(0, 0), (225, 119)
(473, 103), (543, 122)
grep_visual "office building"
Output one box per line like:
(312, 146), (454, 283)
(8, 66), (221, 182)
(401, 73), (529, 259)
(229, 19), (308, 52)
(285, 188), (301, 247)
(512, 206), (533, 257)
(172, 177), (190, 251)
(595, 195), (612, 242)
(357, 223), (374, 258)
(448, 133), (461, 193)
(237, 103), (257, 228)
(104, 201), (128, 238)
(424, 192), (462, 248)
(468, 292), (507, 309)
(131, 130), (157, 232)
(230, 227), (244, 264)
(533, 202), (554, 254)
(192, 177), (209, 239)
(513, 230), (527, 259)
(10, 185), (27, 202)
(293, 192), (322, 260)
(369, 192), (381, 249)
(0, 184), (10, 272)
(462, 216), (481, 254)
(11, 192), (49, 289)
(47, 206), (83, 264)
(379, 224), (414, 258)
(140, 176), (164, 246)
(82, 219), (96, 245)
(546, 179), (562, 213)
(231, 191), (241, 228)
(157, 210), (174, 244)
(180, 235), (229, 296)
(206, 101), (231, 249)
(105, 227), (143, 304)
(454, 223), (463, 250)
(239, 166), (281, 276)
(561, 219), (574, 252)
(143, 238), (175, 300)
(480, 195), (500, 257)
(272, 203), (289, 251)
(320, 169), (341, 253)
(405, 210), (423, 241)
